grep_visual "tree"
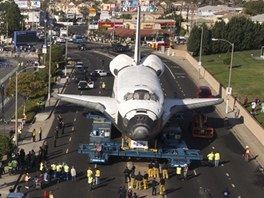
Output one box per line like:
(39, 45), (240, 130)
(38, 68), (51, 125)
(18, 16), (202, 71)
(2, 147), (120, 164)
(45, 44), (65, 76)
(200, 24), (212, 55)
(225, 16), (253, 51)
(211, 21), (226, 54)
(79, 6), (88, 19)
(6, 72), (47, 99)
(120, 14), (132, 20)
(244, 1), (264, 16)
(187, 25), (201, 56)
(0, 134), (12, 159)
(0, 0), (22, 36)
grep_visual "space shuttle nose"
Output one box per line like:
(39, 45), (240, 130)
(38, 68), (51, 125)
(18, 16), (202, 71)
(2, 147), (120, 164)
(132, 126), (149, 140)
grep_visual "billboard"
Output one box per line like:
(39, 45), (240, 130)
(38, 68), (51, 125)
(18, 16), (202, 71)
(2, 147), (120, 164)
(13, 31), (37, 46)
(15, 0), (41, 9)
(111, 0), (156, 13)
(98, 21), (123, 28)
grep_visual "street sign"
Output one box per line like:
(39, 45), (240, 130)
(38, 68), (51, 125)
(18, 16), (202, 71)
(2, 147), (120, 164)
(226, 87), (232, 95)
(42, 44), (47, 54)
(89, 8), (96, 17)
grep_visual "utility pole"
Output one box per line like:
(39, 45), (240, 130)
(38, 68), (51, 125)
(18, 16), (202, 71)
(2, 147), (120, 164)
(6, 22), (8, 43)
(65, 25), (68, 76)
(44, 19), (47, 65)
(0, 84), (4, 121)
(48, 25), (52, 101)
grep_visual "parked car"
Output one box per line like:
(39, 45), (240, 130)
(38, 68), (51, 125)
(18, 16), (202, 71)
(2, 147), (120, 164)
(92, 69), (108, 77)
(78, 80), (94, 89)
(197, 86), (212, 98)
(75, 65), (85, 73)
(78, 43), (90, 51)
(111, 43), (130, 52)
(55, 37), (66, 44)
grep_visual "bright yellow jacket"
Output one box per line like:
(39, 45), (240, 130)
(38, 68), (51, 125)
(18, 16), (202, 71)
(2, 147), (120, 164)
(95, 169), (100, 177)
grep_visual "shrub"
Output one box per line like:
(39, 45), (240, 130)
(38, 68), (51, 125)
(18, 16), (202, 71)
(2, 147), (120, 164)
(0, 134), (12, 160)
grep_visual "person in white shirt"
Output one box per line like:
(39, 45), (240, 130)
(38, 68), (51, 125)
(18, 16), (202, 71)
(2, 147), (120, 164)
(71, 166), (77, 182)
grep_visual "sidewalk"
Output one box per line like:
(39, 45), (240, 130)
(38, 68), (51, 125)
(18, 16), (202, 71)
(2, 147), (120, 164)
(154, 50), (264, 167)
(0, 77), (68, 198)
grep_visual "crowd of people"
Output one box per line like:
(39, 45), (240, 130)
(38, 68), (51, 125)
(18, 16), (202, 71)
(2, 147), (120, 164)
(241, 96), (264, 117)
(86, 166), (101, 192)
(120, 161), (189, 197)
(1, 141), (48, 177)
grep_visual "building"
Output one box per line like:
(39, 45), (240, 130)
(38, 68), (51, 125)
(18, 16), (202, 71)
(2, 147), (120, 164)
(251, 14), (264, 24)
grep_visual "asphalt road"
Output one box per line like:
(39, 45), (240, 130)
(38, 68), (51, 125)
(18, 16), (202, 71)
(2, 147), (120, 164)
(25, 47), (264, 198)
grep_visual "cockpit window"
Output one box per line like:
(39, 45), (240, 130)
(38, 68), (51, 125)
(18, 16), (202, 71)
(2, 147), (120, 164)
(124, 90), (159, 101)
(124, 93), (133, 100)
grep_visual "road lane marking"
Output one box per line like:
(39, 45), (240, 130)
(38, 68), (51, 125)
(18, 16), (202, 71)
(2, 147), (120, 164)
(69, 137), (71, 142)
(74, 118), (76, 122)
(231, 183), (235, 188)
(66, 148), (68, 153)
(164, 63), (176, 80)
(226, 173), (229, 177)
(72, 126), (74, 131)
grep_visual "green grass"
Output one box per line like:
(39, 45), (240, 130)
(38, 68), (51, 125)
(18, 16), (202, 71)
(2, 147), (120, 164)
(198, 49), (264, 126)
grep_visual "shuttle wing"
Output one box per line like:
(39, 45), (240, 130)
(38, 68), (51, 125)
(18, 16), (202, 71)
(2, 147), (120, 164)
(55, 94), (117, 122)
(163, 98), (224, 126)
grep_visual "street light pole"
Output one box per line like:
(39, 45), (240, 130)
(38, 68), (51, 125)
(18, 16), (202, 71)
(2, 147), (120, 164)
(48, 25), (52, 101)
(15, 70), (18, 146)
(15, 65), (46, 146)
(44, 19), (47, 65)
(212, 38), (234, 114)
(198, 26), (203, 79)
(65, 25), (69, 76)
(0, 84), (4, 120)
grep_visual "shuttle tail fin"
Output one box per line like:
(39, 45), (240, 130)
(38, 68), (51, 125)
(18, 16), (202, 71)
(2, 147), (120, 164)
(134, 6), (141, 65)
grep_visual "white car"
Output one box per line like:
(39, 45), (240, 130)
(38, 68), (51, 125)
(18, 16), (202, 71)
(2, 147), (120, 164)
(94, 69), (108, 77)
(56, 37), (66, 43)
(78, 80), (94, 89)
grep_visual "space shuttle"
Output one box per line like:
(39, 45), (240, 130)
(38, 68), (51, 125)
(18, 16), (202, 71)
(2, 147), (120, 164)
(55, 6), (223, 140)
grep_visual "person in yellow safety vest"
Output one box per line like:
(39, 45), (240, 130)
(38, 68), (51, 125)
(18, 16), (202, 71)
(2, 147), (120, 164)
(130, 171), (135, 188)
(207, 151), (214, 167)
(32, 129), (36, 142)
(87, 167), (93, 178)
(56, 164), (62, 179)
(40, 161), (44, 173)
(12, 135), (16, 145)
(64, 164), (70, 180)
(101, 82), (106, 89)
(148, 162), (154, 178)
(18, 127), (22, 140)
(7, 161), (13, 175)
(38, 127), (42, 141)
(50, 163), (56, 178)
(214, 152), (220, 167)
(176, 165), (182, 180)
(182, 164), (189, 180)
(161, 162), (169, 179)
(159, 176), (166, 195)
(95, 168), (101, 185)
(135, 171), (143, 190)
(88, 176), (93, 191)
(153, 161), (160, 178)
(143, 171), (148, 189)
(11, 159), (18, 174)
